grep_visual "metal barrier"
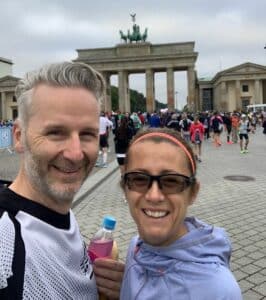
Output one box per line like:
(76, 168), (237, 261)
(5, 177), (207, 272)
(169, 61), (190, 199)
(0, 126), (13, 153)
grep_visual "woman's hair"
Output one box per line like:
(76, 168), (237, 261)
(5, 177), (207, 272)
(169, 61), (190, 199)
(116, 117), (128, 140)
(15, 61), (105, 127)
(124, 127), (197, 176)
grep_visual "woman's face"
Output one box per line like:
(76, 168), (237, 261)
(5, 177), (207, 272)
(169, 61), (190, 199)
(124, 140), (199, 247)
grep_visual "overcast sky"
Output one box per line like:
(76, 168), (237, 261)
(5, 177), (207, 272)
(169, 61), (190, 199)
(1, 0), (266, 109)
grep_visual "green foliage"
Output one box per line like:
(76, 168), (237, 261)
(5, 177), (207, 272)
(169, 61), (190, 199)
(110, 86), (166, 112)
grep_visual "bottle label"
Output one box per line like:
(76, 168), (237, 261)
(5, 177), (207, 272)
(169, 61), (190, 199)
(88, 239), (114, 262)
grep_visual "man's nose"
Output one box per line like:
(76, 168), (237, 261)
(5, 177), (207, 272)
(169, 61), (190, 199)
(63, 134), (84, 162)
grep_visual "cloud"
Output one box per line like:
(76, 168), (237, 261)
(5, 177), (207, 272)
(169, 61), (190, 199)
(0, 0), (265, 107)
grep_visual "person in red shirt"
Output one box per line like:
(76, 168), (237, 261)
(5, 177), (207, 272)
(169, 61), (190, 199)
(231, 112), (240, 143)
(190, 115), (205, 162)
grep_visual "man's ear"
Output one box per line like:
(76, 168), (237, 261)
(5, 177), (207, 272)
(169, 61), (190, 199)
(189, 180), (200, 205)
(13, 120), (24, 153)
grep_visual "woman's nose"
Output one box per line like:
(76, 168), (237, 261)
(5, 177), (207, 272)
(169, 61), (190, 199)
(144, 180), (165, 202)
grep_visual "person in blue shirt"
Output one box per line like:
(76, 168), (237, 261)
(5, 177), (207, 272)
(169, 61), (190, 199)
(120, 127), (242, 300)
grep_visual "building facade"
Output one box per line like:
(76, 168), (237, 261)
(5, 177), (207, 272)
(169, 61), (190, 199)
(198, 62), (266, 112)
(1, 58), (266, 120)
(74, 42), (198, 113)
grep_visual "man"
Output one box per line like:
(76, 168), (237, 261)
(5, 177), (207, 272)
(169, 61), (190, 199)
(0, 62), (124, 299)
(96, 112), (113, 168)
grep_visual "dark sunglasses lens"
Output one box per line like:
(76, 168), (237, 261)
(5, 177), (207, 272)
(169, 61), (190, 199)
(126, 173), (150, 191)
(160, 175), (188, 193)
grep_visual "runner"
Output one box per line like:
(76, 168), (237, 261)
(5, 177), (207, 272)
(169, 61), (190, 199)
(238, 114), (250, 154)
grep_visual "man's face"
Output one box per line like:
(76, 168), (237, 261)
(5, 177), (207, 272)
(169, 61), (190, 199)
(15, 84), (100, 209)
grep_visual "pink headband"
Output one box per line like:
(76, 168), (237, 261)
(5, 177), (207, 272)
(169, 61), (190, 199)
(131, 132), (196, 174)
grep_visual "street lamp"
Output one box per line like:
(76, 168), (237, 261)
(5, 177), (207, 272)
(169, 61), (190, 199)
(175, 91), (178, 111)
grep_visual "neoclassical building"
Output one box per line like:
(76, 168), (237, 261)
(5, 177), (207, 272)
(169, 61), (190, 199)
(74, 42), (198, 113)
(198, 62), (266, 112)
(0, 58), (20, 121)
(1, 57), (266, 120)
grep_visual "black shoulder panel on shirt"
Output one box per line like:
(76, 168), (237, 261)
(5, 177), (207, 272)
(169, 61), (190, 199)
(0, 189), (25, 299)
(6, 212), (25, 300)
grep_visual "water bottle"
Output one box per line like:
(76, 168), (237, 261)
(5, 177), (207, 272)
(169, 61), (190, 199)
(88, 216), (116, 262)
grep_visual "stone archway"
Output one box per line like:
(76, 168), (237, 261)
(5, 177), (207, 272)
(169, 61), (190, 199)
(74, 42), (198, 113)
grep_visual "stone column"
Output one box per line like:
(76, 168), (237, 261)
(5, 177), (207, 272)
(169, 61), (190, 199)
(166, 68), (175, 111)
(221, 81), (227, 111)
(118, 71), (130, 113)
(199, 87), (203, 111)
(1, 92), (6, 120)
(254, 79), (260, 104)
(187, 67), (196, 111)
(145, 69), (155, 113)
(235, 80), (241, 110)
(102, 72), (112, 112)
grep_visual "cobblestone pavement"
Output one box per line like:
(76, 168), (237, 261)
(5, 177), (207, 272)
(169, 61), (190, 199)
(73, 129), (266, 300)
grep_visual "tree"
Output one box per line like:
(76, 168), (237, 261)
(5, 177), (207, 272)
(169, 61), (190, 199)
(110, 86), (166, 112)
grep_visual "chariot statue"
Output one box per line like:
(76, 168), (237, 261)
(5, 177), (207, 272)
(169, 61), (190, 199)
(119, 13), (148, 43)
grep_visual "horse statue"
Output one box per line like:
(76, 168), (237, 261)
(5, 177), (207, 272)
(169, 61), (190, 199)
(141, 28), (148, 42)
(127, 24), (142, 43)
(119, 30), (128, 43)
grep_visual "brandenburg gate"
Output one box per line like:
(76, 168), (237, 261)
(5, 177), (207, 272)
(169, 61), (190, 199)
(74, 19), (198, 112)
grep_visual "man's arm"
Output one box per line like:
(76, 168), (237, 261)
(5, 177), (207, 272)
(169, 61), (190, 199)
(93, 258), (125, 300)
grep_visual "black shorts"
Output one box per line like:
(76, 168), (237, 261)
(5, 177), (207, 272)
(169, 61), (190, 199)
(116, 156), (125, 165)
(213, 129), (221, 134)
(239, 133), (248, 140)
(99, 134), (108, 148)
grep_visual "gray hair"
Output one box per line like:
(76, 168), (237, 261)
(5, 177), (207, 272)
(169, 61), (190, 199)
(15, 61), (105, 126)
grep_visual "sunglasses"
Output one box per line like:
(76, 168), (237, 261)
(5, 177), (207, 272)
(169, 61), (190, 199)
(123, 172), (195, 194)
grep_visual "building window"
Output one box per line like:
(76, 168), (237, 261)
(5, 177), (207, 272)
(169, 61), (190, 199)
(12, 95), (17, 102)
(242, 85), (249, 92)
(12, 108), (18, 120)
(241, 98), (250, 110)
(202, 88), (213, 111)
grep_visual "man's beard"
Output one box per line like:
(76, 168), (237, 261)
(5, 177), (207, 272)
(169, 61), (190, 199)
(23, 142), (90, 206)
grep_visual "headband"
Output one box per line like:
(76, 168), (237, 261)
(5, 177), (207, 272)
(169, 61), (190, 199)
(131, 132), (196, 174)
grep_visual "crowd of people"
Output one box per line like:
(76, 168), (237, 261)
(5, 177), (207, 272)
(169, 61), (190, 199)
(1, 59), (265, 299)
(98, 108), (266, 171)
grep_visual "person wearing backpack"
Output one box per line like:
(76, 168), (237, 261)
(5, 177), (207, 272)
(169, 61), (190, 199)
(190, 115), (205, 162)
(179, 113), (192, 142)
(210, 112), (223, 147)
(130, 112), (142, 135)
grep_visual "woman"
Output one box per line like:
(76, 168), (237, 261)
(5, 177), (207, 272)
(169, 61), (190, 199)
(210, 111), (223, 146)
(189, 115), (204, 162)
(114, 116), (133, 174)
(120, 128), (242, 300)
(238, 114), (250, 154)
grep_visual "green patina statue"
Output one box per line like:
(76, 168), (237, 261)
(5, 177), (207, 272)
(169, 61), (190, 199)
(119, 13), (148, 43)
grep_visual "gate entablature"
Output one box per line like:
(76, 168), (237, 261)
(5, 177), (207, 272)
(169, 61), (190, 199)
(74, 18), (198, 112)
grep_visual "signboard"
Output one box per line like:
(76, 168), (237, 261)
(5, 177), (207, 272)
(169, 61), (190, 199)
(0, 127), (13, 149)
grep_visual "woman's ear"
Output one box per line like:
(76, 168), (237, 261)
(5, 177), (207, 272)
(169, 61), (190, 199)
(12, 120), (24, 153)
(189, 180), (200, 205)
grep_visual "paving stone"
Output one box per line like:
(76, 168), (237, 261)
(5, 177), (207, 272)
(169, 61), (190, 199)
(252, 282), (266, 297)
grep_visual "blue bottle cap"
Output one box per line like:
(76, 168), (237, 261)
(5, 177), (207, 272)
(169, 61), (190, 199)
(103, 216), (116, 230)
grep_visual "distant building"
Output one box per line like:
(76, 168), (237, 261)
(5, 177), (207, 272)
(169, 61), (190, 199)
(0, 57), (13, 78)
(198, 62), (266, 112)
(0, 58), (20, 120)
(1, 59), (266, 121)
